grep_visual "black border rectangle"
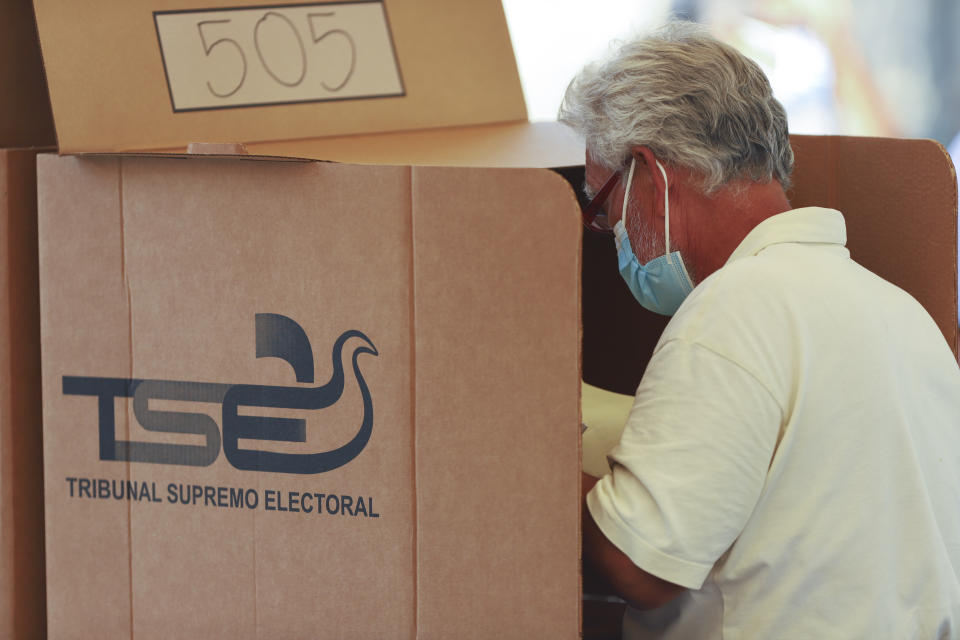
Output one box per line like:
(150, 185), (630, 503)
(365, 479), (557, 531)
(153, 0), (406, 114)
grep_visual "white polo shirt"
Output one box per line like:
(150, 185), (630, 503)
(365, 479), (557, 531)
(587, 207), (960, 639)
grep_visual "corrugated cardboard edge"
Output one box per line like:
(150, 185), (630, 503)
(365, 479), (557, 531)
(573, 169), (585, 637)
(245, 121), (586, 168)
(64, 151), (312, 164)
(931, 139), (959, 361)
(789, 134), (959, 363)
(57, 121), (587, 171)
(0, 147), (47, 640)
(529, 166), (587, 636)
(527, 167), (584, 636)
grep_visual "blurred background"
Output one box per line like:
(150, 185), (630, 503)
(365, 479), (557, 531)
(503, 0), (960, 153)
(502, 0), (960, 311)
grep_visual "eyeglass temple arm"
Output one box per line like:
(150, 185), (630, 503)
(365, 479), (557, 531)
(583, 171), (621, 223)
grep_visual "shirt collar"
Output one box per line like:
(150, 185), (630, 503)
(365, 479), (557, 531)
(725, 207), (847, 266)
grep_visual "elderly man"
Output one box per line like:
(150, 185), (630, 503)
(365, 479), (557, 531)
(561, 21), (960, 639)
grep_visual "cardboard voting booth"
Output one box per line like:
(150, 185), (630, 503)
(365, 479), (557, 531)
(34, 1), (585, 638)
(37, 155), (583, 640)
(29, 0), (960, 638)
(0, 0), (54, 638)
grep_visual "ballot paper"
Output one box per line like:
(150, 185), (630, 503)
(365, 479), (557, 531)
(581, 382), (635, 477)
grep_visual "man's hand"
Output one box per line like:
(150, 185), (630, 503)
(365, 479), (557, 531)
(582, 472), (688, 610)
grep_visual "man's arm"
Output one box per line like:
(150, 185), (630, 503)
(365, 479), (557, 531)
(582, 472), (687, 610)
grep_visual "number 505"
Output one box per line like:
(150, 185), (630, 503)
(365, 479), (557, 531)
(197, 11), (356, 99)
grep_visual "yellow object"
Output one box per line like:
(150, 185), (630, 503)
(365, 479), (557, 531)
(581, 382), (634, 477)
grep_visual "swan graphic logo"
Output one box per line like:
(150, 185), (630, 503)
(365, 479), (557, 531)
(62, 314), (378, 475)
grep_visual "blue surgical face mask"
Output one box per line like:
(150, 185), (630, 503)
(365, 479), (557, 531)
(613, 158), (695, 316)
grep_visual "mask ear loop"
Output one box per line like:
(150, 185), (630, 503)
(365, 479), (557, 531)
(620, 156), (637, 239)
(655, 160), (694, 290)
(621, 157), (637, 231)
(655, 159), (670, 255)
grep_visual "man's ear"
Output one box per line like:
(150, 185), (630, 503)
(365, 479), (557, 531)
(631, 145), (668, 219)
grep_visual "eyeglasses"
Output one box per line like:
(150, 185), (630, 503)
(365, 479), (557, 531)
(582, 171), (620, 235)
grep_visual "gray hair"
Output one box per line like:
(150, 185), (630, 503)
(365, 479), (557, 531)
(559, 20), (794, 193)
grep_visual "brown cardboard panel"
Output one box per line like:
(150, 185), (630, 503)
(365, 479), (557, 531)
(120, 159), (415, 639)
(39, 153), (584, 638)
(0, 149), (46, 640)
(412, 167), (582, 638)
(33, 0), (526, 153)
(246, 121), (586, 169)
(0, 152), (10, 640)
(789, 135), (959, 359)
(39, 155), (421, 637)
(0, 0), (55, 147)
(37, 154), (134, 638)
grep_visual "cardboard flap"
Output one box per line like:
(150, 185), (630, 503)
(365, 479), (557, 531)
(33, 0), (526, 153)
(411, 166), (581, 637)
(246, 121), (586, 168)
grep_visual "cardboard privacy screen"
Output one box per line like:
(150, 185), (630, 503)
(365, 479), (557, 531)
(32, 0), (528, 152)
(28, 4), (960, 640)
(37, 155), (582, 638)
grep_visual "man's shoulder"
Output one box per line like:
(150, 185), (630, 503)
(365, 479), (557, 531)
(662, 242), (882, 351)
(670, 250), (807, 329)
(680, 240), (875, 318)
(665, 240), (935, 354)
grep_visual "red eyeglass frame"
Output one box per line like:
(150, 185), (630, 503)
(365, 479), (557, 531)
(581, 171), (620, 235)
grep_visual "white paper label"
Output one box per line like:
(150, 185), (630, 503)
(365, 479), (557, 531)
(154, 1), (404, 112)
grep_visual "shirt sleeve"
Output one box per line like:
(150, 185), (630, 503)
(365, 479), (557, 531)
(586, 338), (783, 590)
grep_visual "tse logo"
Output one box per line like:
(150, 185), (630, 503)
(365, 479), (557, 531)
(63, 314), (378, 475)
